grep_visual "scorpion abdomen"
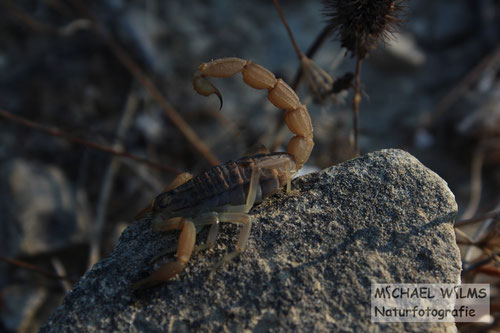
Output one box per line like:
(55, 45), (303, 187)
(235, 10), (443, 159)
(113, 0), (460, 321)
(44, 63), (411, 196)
(156, 153), (293, 216)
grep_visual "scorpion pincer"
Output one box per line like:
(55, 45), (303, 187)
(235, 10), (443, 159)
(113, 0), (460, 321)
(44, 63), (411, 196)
(132, 57), (314, 290)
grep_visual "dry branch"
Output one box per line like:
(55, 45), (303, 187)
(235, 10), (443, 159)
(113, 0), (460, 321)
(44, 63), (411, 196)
(0, 108), (180, 174)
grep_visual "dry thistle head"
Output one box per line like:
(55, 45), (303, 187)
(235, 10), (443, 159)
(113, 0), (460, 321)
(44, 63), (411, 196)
(323, 0), (406, 59)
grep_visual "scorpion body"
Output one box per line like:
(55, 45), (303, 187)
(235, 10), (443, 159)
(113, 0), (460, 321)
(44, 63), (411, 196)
(133, 58), (313, 290)
(153, 153), (296, 219)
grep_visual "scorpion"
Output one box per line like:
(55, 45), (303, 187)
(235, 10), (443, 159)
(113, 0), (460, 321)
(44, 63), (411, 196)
(132, 57), (314, 290)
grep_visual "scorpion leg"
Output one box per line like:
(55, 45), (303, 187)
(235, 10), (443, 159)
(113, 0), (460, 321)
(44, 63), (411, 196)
(222, 162), (260, 214)
(164, 172), (194, 191)
(132, 219), (197, 290)
(244, 164), (260, 213)
(192, 214), (220, 253)
(194, 223), (219, 253)
(208, 212), (252, 279)
(150, 213), (219, 263)
(148, 217), (186, 263)
(208, 165), (260, 278)
(148, 245), (177, 264)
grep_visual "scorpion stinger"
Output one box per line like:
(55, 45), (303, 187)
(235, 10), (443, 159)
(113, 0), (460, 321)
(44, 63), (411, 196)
(132, 58), (314, 290)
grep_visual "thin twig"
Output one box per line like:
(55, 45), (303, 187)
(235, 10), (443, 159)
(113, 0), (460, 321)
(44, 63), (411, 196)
(461, 147), (485, 220)
(0, 255), (75, 283)
(3, 0), (90, 36)
(121, 158), (163, 194)
(460, 137), (500, 220)
(462, 254), (497, 273)
(430, 46), (500, 125)
(88, 92), (139, 269)
(352, 57), (362, 156)
(272, 0), (304, 60)
(291, 25), (333, 91)
(205, 107), (241, 140)
(71, 0), (220, 166)
(456, 210), (500, 228)
(7, 0), (220, 166)
(454, 228), (476, 245)
(462, 202), (500, 272)
(41, 0), (74, 16)
(2, 0), (57, 33)
(58, 19), (92, 36)
(0, 107), (180, 174)
(51, 258), (72, 292)
(306, 26), (333, 62)
(475, 264), (500, 277)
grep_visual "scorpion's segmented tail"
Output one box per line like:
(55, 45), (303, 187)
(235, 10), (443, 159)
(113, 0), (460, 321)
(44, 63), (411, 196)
(193, 57), (313, 170)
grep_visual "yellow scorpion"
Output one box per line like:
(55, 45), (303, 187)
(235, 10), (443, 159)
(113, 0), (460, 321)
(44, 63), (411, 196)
(133, 57), (313, 290)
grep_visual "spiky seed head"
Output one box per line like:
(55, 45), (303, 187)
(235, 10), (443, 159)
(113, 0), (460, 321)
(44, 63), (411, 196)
(300, 56), (333, 100)
(323, 0), (406, 59)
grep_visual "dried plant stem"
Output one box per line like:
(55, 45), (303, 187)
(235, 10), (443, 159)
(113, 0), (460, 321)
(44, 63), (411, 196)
(51, 258), (72, 292)
(462, 202), (500, 272)
(305, 26), (332, 61)
(9, 0), (220, 166)
(41, 0), (73, 16)
(454, 228), (476, 245)
(461, 148), (485, 220)
(475, 265), (500, 277)
(3, 0), (90, 36)
(205, 107), (241, 140)
(88, 92), (139, 270)
(3, 0), (56, 33)
(101, 33), (220, 166)
(0, 107), (180, 174)
(352, 57), (363, 156)
(0, 255), (75, 283)
(71, 0), (220, 166)
(431, 46), (500, 125)
(291, 25), (332, 90)
(272, 0), (304, 60)
(455, 209), (500, 228)
(462, 254), (497, 273)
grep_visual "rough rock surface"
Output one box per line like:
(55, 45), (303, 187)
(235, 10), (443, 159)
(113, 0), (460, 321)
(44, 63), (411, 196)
(41, 149), (460, 332)
(0, 285), (47, 332)
(0, 159), (88, 257)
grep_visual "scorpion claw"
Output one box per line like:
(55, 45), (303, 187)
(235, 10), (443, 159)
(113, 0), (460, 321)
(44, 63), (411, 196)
(193, 73), (223, 110)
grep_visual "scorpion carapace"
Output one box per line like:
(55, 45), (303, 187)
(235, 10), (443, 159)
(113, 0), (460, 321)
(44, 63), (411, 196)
(132, 58), (314, 290)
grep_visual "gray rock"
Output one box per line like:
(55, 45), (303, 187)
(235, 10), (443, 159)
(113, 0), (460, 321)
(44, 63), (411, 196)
(0, 284), (47, 332)
(0, 159), (88, 257)
(41, 149), (460, 332)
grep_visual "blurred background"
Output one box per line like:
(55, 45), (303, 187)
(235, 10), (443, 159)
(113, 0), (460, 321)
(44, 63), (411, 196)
(0, 0), (499, 331)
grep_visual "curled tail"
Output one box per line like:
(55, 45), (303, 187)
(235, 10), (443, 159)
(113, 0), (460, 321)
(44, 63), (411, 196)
(193, 57), (313, 169)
